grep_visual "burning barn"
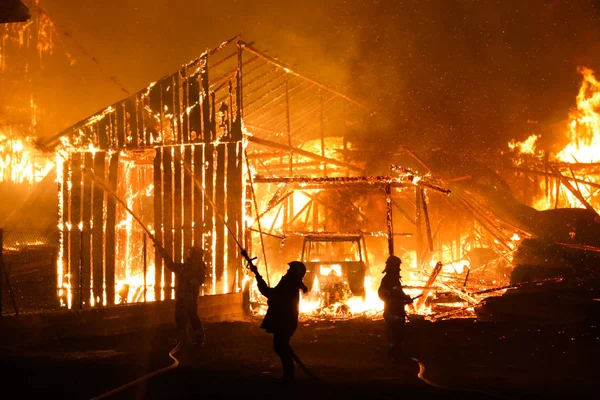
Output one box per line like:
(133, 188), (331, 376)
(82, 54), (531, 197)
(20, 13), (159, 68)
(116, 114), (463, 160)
(2, 32), (600, 325)
(2, 35), (507, 319)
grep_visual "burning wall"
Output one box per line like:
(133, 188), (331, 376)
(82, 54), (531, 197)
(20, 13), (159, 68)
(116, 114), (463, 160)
(47, 40), (245, 308)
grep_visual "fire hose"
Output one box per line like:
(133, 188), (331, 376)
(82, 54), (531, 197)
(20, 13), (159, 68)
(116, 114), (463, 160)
(186, 160), (326, 384)
(403, 318), (509, 399)
(89, 340), (183, 400)
(241, 250), (327, 385)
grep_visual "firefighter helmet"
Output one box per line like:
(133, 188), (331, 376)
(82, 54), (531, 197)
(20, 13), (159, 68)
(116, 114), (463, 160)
(383, 255), (402, 273)
(288, 261), (307, 278)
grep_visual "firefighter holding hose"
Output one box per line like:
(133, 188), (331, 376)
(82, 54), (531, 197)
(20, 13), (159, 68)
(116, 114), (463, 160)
(242, 250), (308, 383)
(157, 245), (207, 345)
(378, 255), (413, 361)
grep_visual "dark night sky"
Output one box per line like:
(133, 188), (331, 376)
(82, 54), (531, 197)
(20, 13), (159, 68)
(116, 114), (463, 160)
(5, 0), (600, 156)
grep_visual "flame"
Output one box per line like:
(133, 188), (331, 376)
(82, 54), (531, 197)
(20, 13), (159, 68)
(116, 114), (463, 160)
(531, 67), (600, 210)
(508, 134), (540, 155)
(556, 67), (600, 163)
(0, 134), (54, 184)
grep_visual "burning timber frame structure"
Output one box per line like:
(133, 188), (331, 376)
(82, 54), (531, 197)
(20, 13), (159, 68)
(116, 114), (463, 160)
(40, 37), (375, 309)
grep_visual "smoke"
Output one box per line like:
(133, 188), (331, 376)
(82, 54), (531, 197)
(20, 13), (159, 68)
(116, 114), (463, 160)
(5, 0), (600, 157)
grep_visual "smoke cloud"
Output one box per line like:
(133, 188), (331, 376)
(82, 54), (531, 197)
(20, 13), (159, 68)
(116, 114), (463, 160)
(4, 0), (600, 157)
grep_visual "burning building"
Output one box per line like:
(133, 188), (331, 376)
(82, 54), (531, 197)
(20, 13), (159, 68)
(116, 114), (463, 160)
(2, 10), (599, 325)
(1, 35), (493, 319)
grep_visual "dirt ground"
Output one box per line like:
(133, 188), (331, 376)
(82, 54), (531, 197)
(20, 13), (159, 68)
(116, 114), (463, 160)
(1, 315), (599, 399)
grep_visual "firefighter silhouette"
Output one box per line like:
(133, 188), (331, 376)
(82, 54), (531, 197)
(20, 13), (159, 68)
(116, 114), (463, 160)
(244, 250), (308, 383)
(378, 255), (413, 360)
(159, 245), (207, 345)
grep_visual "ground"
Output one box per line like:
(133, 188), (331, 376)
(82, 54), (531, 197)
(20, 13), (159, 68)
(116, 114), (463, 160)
(1, 316), (599, 399)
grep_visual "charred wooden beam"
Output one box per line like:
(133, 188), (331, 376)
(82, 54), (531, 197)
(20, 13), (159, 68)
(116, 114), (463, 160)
(104, 152), (119, 305)
(506, 165), (600, 190)
(421, 188), (434, 252)
(215, 144), (226, 292)
(193, 145), (204, 247)
(69, 153), (82, 309)
(201, 55), (211, 143)
(415, 187), (422, 268)
(385, 184), (394, 255)
(239, 41), (369, 111)
(125, 97), (138, 148)
(153, 148), (163, 301)
(61, 156), (71, 304)
(173, 74), (183, 143)
(549, 164), (599, 215)
(173, 147), (183, 264)
(183, 146), (193, 254)
(391, 199), (416, 226)
(203, 143), (215, 290)
(81, 153), (93, 307)
(162, 147), (174, 297)
(253, 174), (415, 188)
(188, 71), (201, 142)
(91, 152), (106, 303)
(227, 142), (242, 291)
(415, 261), (442, 311)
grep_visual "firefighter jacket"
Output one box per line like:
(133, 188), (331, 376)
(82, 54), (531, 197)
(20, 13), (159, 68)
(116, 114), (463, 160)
(168, 261), (206, 305)
(256, 273), (308, 336)
(378, 273), (412, 321)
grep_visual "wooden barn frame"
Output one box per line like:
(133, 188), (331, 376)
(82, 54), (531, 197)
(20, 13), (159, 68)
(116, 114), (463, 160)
(41, 37), (370, 309)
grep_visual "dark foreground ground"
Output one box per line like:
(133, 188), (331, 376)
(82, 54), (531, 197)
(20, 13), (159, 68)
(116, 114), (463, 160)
(1, 316), (599, 399)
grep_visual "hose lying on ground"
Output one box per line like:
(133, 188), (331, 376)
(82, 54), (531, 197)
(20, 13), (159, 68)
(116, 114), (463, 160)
(90, 340), (183, 400)
(408, 356), (509, 399)
(290, 347), (327, 384)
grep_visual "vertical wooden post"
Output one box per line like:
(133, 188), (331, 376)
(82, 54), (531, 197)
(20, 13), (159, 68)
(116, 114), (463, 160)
(91, 152), (105, 305)
(163, 147), (174, 299)
(125, 97), (138, 148)
(193, 145), (204, 247)
(79, 230), (84, 310)
(116, 103), (126, 149)
(183, 146), (193, 253)
(143, 233), (147, 302)
(227, 141), (241, 291)
(181, 68), (190, 143)
(173, 74), (183, 144)
(104, 152), (119, 305)
(215, 144), (226, 292)
(203, 144), (214, 292)
(201, 54), (211, 142)
(153, 148), (163, 302)
(81, 153), (93, 307)
(139, 94), (148, 147)
(320, 88), (326, 177)
(188, 68), (201, 142)
(312, 195), (319, 231)
(421, 188), (434, 252)
(385, 184), (394, 256)
(62, 154), (71, 304)
(285, 76), (292, 176)
(69, 153), (82, 309)
(173, 146), (183, 264)
(236, 39), (243, 120)
(415, 187), (422, 268)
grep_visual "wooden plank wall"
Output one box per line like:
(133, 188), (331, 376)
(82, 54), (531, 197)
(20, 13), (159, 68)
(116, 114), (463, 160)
(61, 47), (246, 307)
